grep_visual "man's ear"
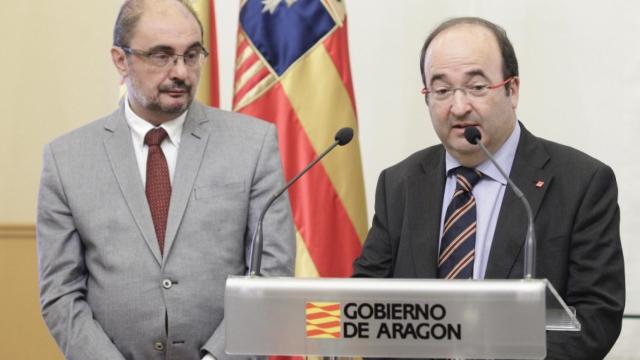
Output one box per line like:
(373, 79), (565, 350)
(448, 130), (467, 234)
(509, 76), (520, 109)
(111, 47), (128, 78)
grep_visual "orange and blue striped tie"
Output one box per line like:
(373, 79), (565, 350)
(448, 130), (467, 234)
(438, 167), (482, 279)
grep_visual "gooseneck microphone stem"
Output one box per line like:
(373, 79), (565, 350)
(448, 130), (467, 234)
(280, 141), (341, 201)
(248, 127), (354, 277)
(464, 127), (536, 279)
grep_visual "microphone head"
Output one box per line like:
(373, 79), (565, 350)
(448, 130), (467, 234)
(464, 126), (482, 145)
(335, 127), (354, 146)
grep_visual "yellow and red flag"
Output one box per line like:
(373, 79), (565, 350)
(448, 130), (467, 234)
(193, 0), (220, 107)
(233, 0), (367, 278)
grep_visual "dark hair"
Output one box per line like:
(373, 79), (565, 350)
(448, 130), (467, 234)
(113, 0), (204, 48)
(419, 17), (518, 92)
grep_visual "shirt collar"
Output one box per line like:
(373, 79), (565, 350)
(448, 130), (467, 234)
(124, 97), (187, 150)
(445, 122), (521, 185)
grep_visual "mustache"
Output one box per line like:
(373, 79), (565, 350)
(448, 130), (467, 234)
(159, 81), (191, 92)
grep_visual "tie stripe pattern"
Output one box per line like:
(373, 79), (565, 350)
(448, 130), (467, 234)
(438, 167), (482, 279)
(144, 127), (171, 256)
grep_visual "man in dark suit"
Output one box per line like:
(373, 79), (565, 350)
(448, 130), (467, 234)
(37, 1), (294, 359)
(353, 17), (624, 359)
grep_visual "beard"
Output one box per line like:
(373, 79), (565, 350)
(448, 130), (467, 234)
(129, 79), (195, 117)
(146, 97), (190, 115)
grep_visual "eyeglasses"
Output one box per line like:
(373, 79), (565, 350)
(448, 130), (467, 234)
(421, 77), (516, 102)
(121, 46), (209, 68)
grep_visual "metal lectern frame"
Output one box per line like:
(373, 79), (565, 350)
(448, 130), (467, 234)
(224, 276), (580, 359)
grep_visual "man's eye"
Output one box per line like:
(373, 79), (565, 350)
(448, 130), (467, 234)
(185, 50), (200, 60)
(149, 52), (172, 61)
(469, 84), (488, 91)
(434, 88), (451, 96)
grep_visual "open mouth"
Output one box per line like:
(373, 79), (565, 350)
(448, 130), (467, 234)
(453, 124), (478, 131)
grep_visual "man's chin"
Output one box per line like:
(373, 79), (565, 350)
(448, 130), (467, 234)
(159, 99), (191, 115)
(447, 138), (479, 154)
(444, 140), (485, 163)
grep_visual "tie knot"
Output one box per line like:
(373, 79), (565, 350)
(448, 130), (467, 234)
(454, 166), (482, 191)
(144, 127), (168, 146)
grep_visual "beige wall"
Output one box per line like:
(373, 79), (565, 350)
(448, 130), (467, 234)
(0, 226), (62, 359)
(1, 1), (121, 223)
(1, 2), (121, 357)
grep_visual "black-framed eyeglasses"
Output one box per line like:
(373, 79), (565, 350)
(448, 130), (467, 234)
(120, 46), (209, 68)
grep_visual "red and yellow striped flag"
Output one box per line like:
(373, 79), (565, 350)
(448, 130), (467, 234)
(193, 0), (219, 107)
(233, 0), (367, 278)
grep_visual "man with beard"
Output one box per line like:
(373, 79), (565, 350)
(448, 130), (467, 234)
(353, 17), (624, 359)
(36, 1), (295, 359)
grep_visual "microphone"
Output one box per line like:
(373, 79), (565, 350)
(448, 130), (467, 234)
(247, 127), (354, 276)
(464, 126), (537, 279)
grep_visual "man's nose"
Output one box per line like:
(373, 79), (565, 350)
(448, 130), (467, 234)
(169, 56), (189, 79)
(449, 89), (472, 117)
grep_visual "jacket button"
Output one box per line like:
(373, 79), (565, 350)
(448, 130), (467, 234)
(162, 279), (173, 289)
(153, 341), (165, 351)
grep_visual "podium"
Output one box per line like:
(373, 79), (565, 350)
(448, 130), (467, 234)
(225, 276), (580, 359)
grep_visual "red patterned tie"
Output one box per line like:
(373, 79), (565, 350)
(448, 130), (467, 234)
(144, 128), (171, 256)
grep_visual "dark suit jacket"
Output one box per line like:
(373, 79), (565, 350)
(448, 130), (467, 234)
(353, 124), (624, 359)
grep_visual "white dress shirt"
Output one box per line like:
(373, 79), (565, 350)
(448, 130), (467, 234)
(124, 98), (186, 185)
(125, 99), (214, 360)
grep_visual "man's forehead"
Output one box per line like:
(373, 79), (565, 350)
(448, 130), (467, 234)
(424, 24), (502, 84)
(130, 1), (202, 47)
(430, 69), (490, 84)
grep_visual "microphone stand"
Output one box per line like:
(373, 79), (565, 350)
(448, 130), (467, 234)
(247, 128), (354, 277)
(465, 127), (536, 279)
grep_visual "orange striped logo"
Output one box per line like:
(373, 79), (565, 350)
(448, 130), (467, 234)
(305, 302), (341, 338)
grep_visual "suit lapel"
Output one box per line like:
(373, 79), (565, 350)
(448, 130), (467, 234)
(103, 106), (163, 264)
(485, 125), (552, 278)
(162, 102), (211, 259)
(407, 147), (446, 278)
